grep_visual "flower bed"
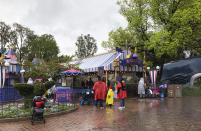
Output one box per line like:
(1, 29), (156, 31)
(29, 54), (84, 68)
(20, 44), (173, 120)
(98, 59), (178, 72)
(0, 100), (76, 119)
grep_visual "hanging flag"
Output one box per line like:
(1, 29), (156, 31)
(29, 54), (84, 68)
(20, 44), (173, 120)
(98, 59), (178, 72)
(149, 70), (158, 85)
(115, 47), (123, 53)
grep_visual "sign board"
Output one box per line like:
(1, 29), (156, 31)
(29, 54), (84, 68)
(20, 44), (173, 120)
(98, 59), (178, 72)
(56, 87), (71, 102)
(120, 58), (143, 66)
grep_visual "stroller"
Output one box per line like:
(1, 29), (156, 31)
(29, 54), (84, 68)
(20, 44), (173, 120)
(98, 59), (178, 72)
(80, 89), (91, 105)
(31, 96), (46, 124)
(145, 87), (153, 97)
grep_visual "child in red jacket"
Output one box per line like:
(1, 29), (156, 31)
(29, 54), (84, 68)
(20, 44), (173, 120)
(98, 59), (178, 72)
(117, 79), (127, 110)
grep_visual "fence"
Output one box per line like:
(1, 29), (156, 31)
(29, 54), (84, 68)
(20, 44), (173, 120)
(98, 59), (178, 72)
(0, 88), (94, 119)
(0, 87), (23, 104)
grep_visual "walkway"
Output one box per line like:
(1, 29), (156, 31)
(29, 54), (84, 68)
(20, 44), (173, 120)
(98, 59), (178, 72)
(0, 97), (201, 131)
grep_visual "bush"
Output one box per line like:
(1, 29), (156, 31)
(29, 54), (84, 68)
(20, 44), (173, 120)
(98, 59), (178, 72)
(34, 81), (55, 96)
(44, 81), (55, 90)
(14, 81), (55, 108)
(182, 86), (201, 96)
(34, 82), (46, 96)
(14, 83), (34, 97)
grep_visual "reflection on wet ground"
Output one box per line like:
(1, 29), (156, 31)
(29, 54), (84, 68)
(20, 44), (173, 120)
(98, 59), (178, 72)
(0, 97), (201, 131)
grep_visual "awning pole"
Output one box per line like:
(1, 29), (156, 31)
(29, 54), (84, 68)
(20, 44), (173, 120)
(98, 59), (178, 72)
(143, 51), (146, 87)
(115, 69), (117, 91)
(114, 49), (117, 92)
(106, 71), (108, 88)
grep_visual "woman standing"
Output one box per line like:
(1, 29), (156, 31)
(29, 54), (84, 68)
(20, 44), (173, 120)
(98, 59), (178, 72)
(138, 77), (145, 98)
(117, 79), (127, 110)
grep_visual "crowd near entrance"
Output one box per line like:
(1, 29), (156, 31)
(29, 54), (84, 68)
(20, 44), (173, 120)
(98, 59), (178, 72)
(57, 49), (169, 109)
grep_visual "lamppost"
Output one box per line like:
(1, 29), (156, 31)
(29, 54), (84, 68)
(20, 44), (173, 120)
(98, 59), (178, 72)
(20, 61), (25, 83)
(0, 54), (10, 88)
(4, 61), (10, 88)
(113, 58), (119, 92)
(20, 69), (25, 83)
(147, 66), (160, 89)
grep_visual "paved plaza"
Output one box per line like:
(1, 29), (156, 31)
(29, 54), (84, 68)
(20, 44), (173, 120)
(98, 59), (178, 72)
(0, 97), (201, 131)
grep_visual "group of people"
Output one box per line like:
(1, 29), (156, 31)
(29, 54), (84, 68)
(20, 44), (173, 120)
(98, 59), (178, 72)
(92, 76), (127, 110)
(81, 78), (94, 89)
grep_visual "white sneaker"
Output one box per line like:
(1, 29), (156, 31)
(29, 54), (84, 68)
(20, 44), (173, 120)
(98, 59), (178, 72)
(100, 107), (104, 109)
(118, 107), (122, 110)
(122, 106), (125, 109)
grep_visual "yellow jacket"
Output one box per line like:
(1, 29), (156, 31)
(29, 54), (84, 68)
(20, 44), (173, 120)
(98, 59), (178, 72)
(106, 89), (114, 105)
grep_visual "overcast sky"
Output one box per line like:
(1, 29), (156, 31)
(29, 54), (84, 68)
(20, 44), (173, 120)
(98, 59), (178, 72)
(0, 0), (127, 56)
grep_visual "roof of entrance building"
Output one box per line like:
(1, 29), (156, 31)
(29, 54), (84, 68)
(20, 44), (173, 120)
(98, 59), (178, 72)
(69, 51), (143, 73)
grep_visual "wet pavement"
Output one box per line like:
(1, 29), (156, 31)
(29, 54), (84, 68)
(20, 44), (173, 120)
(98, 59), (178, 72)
(0, 97), (201, 131)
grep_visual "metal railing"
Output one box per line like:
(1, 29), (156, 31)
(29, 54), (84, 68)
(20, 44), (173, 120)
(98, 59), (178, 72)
(0, 88), (95, 119)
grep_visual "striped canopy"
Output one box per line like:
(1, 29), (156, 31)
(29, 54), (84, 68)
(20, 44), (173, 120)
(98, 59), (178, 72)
(70, 50), (143, 73)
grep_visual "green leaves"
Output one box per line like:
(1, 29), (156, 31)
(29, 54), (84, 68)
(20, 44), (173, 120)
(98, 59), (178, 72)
(27, 34), (59, 62)
(14, 81), (55, 99)
(103, 0), (201, 67)
(0, 22), (11, 49)
(14, 83), (34, 97)
(0, 21), (60, 63)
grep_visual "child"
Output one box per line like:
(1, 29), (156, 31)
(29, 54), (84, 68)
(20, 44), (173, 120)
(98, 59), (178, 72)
(106, 86), (114, 108)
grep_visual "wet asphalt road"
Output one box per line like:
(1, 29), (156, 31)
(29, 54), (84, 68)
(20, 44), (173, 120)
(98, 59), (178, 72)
(0, 97), (201, 131)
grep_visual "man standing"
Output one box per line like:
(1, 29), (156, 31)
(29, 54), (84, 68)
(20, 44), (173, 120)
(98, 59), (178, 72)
(93, 76), (107, 109)
(88, 78), (94, 89)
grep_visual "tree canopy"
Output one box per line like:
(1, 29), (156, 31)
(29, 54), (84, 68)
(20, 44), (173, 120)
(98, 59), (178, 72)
(0, 21), (60, 63)
(75, 34), (97, 58)
(27, 34), (59, 62)
(102, 0), (201, 68)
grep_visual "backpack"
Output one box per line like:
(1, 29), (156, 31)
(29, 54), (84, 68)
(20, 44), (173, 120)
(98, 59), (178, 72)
(121, 82), (126, 90)
(117, 87), (120, 94)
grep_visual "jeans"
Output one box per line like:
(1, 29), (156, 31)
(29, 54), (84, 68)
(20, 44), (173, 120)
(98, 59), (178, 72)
(120, 99), (125, 107)
(94, 99), (103, 107)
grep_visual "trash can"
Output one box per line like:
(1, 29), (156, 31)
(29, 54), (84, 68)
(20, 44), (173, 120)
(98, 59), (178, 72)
(168, 85), (175, 98)
(175, 85), (182, 97)
(168, 85), (182, 98)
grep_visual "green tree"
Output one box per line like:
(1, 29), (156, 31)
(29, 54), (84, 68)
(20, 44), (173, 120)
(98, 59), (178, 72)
(23, 58), (71, 81)
(27, 34), (59, 61)
(75, 34), (97, 58)
(102, 27), (136, 51)
(148, 0), (201, 59)
(46, 58), (70, 81)
(24, 60), (48, 81)
(12, 23), (34, 62)
(103, 0), (201, 68)
(58, 55), (74, 63)
(0, 22), (11, 50)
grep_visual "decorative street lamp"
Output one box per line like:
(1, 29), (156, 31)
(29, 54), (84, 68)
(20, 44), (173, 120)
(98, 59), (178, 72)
(113, 58), (119, 91)
(4, 60), (10, 88)
(20, 69), (25, 83)
(0, 54), (11, 88)
(20, 61), (25, 83)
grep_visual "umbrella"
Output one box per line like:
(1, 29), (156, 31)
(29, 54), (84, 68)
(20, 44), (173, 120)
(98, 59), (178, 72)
(132, 53), (139, 58)
(60, 69), (84, 76)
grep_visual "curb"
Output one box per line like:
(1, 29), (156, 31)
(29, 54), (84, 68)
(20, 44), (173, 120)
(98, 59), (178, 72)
(0, 106), (78, 123)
